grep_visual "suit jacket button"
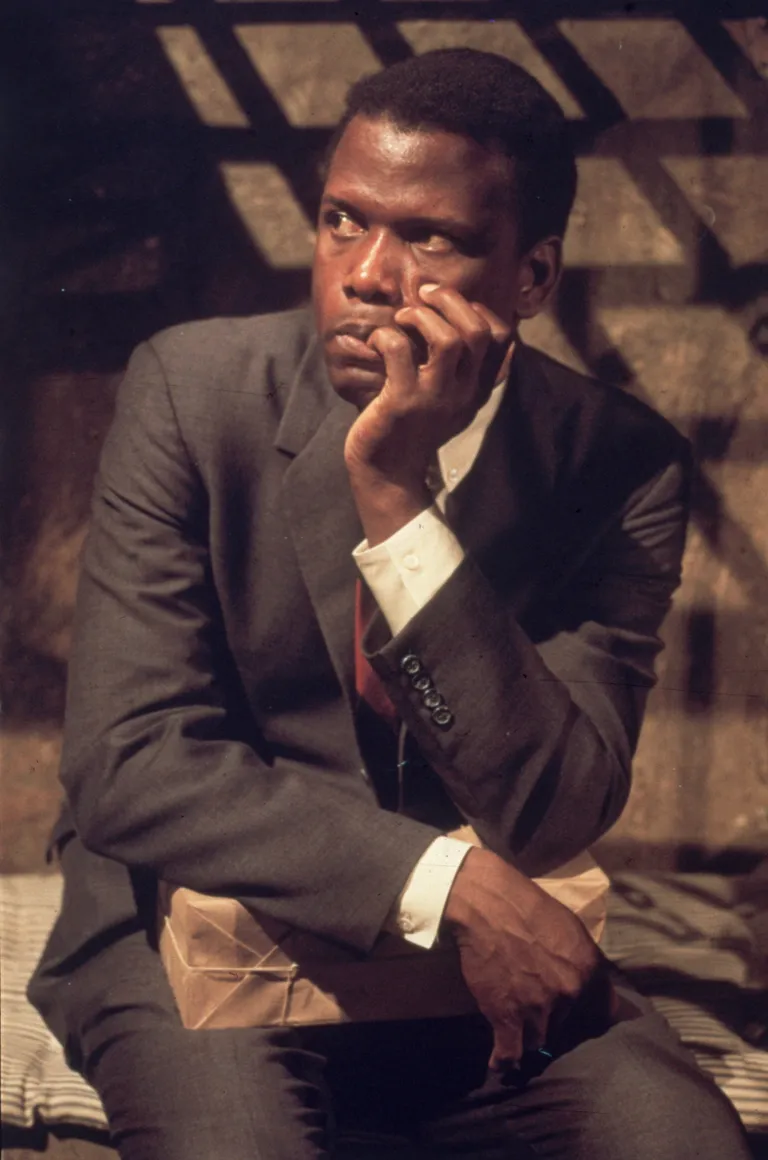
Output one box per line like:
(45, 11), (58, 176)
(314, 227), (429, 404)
(422, 688), (443, 710)
(411, 673), (432, 692)
(432, 706), (454, 728)
(401, 654), (422, 676)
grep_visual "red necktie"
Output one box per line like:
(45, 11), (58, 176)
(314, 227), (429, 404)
(354, 579), (398, 729)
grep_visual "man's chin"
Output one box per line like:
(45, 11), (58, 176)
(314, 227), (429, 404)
(327, 362), (385, 410)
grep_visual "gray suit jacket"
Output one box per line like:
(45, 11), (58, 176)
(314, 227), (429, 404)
(31, 308), (690, 1055)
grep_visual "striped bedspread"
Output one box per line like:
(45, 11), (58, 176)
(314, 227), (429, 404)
(605, 871), (767, 1133)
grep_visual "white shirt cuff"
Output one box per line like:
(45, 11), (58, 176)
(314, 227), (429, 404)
(383, 836), (473, 949)
(353, 507), (465, 637)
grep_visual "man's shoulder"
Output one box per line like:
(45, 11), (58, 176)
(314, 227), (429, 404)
(520, 343), (690, 461)
(144, 307), (316, 393)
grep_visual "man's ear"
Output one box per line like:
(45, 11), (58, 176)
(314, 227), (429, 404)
(516, 237), (563, 320)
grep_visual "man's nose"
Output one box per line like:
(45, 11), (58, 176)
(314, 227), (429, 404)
(344, 230), (402, 304)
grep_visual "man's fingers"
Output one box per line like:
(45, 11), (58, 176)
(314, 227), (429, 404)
(416, 284), (495, 350)
(548, 965), (616, 1056)
(367, 325), (419, 396)
(409, 287), (512, 399)
(469, 300), (513, 347)
(371, 288), (511, 414)
(470, 300), (514, 387)
(522, 1015), (549, 1056)
(416, 287), (495, 385)
(392, 304), (470, 381)
(488, 1021), (524, 1072)
(416, 287), (511, 361)
(393, 298), (494, 419)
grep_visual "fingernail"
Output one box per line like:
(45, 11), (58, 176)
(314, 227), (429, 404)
(418, 282), (440, 299)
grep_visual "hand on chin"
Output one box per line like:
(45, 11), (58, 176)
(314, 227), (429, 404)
(328, 358), (387, 411)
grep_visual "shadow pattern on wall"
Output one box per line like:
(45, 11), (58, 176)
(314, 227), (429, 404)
(1, 1), (766, 868)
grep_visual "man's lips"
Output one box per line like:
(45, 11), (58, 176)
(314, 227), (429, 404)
(327, 322), (386, 365)
(326, 320), (428, 366)
(332, 333), (383, 363)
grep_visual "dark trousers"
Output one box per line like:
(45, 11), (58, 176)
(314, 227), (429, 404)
(70, 940), (750, 1160)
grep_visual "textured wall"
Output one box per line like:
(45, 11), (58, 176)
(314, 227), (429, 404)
(2, 4), (766, 872)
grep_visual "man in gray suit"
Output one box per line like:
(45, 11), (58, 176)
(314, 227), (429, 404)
(31, 49), (750, 1159)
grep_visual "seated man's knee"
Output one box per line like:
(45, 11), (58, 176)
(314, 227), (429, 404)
(557, 1020), (748, 1160)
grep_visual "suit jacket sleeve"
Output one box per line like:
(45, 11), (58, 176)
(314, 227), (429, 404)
(59, 339), (440, 954)
(367, 436), (690, 876)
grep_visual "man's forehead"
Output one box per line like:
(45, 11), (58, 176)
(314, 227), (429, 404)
(324, 114), (513, 214)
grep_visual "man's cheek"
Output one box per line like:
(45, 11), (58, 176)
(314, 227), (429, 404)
(318, 268), (343, 307)
(311, 273), (332, 319)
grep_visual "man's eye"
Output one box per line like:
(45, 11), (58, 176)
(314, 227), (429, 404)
(413, 232), (455, 255)
(325, 211), (363, 239)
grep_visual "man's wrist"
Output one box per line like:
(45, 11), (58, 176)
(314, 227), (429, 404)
(442, 846), (486, 933)
(384, 835), (473, 948)
(443, 847), (527, 934)
(348, 471), (432, 547)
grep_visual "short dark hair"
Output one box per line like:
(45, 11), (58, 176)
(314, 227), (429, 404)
(329, 48), (577, 253)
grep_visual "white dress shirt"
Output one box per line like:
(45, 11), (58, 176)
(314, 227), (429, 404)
(353, 373), (509, 948)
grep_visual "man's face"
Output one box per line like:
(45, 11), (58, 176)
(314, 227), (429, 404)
(312, 114), (526, 407)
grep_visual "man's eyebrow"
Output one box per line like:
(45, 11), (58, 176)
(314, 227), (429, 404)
(321, 194), (480, 237)
(320, 195), (363, 218)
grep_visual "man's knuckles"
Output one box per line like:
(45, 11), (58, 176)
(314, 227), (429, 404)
(440, 318), (492, 361)
(369, 325), (412, 358)
(396, 303), (492, 356)
(426, 330), (464, 364)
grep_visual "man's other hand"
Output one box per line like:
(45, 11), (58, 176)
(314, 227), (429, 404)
(443, 846), (615, 1071)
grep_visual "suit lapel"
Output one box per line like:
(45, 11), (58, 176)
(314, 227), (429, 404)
(278, 334), (362, 707)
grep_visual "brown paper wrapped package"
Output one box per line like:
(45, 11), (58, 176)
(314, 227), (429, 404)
(159, 832), (608, 1031)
